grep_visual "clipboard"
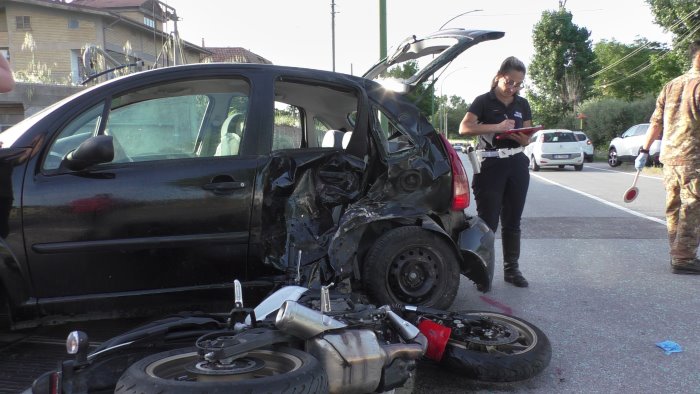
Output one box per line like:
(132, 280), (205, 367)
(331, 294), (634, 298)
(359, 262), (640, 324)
(495, 125), (544, 139)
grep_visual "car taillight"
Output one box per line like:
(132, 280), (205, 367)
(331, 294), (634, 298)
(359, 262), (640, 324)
(50, 371), (61, 394)
(587, 140), (592, 145)
(438, 134), (470, 211)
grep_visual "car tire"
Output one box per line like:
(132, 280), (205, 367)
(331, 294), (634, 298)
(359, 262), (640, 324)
(558, 165), (564, 169)
(608, 148), (621, 167)
(574, 164), (583, 171)
(362, 226), (460, 310)
(529, 155), (540, 171)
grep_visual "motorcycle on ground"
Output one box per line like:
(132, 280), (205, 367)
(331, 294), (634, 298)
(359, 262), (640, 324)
(26, 280), (551, 394)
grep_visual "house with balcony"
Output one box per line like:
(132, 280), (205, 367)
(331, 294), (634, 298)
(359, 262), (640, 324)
(0, 0), (271, 128)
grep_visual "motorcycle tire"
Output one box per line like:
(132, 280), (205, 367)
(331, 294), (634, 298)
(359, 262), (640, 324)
(362, 226), (460, 310)
(439, 311), (551, 382)
(114, 346), (328, 394)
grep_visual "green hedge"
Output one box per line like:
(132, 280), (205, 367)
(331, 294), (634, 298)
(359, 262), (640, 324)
(555, 94), (656, 150)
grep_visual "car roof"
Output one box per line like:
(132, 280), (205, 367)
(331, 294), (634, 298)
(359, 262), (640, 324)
(539, 129), (574, 133)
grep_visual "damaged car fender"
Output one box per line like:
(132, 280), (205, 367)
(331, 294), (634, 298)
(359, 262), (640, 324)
(457, 216), (495, 292)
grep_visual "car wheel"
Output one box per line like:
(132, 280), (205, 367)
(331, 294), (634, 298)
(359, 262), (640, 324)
(558, 165), (564, 169)
(574, 164), (583, 171)
(529, 155), (540, 171)
(608, 148), (621, 167)
(362, 226), (460, 309)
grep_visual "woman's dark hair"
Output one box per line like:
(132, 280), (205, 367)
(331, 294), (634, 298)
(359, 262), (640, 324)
(490, 56), (527, 90)
(689, 40), (700, 61)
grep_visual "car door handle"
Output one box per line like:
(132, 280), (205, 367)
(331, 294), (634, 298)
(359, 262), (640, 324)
(202, 181), (246, 194)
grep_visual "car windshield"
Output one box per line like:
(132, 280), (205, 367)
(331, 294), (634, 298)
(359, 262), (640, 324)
(543, 132), (575, 143)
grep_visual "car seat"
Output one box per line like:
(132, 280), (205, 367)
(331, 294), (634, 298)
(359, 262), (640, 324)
(321, 129), (345, 148)
(215, 113), (244, 156)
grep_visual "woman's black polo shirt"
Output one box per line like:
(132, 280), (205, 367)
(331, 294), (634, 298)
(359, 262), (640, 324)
(467, 89), (532, 150)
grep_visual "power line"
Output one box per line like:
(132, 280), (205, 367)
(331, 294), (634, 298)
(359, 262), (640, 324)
(598, 17), (700, 89)
(590, 3), (700, 80)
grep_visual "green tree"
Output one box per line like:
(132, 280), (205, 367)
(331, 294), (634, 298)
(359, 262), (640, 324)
(592, 38), (681, 100)
(385, 61), (435, 119)
(528, 7), (597, 127)
(647, 1), (700, 48)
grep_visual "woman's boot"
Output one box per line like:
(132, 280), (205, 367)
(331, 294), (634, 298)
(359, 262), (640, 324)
(503, 231), (528, 287)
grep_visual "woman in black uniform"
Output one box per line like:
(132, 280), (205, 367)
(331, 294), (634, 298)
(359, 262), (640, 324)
(458, 56), (532, 288)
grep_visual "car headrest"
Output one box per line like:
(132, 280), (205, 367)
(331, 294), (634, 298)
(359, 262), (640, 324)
(321, 130), (344, 148)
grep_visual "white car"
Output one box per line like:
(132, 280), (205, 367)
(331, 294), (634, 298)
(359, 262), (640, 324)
(524, 129), (584, 171)
(573, 131), (594, 162)
(607, 123), (661, 167)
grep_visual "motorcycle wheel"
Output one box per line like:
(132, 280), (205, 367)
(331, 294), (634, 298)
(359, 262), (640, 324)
(362, 226), (460, 310)
(114, 346), (328, 394)
(440, 311), (551, 382)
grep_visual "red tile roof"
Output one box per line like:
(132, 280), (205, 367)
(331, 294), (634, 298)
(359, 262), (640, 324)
(204, 47), (272, 65)
(69, 0), (150, 8)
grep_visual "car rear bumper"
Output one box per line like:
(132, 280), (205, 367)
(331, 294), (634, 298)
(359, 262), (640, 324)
(457, 216), (495, 292)
(538, 153), (584, 166)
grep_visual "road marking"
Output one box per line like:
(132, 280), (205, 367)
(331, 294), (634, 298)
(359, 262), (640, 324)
(530, 173), (666, 225)
(587, 165), (663, 180)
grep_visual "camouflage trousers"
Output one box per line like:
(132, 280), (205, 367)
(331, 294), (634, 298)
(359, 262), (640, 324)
(663, 164), (700, 261)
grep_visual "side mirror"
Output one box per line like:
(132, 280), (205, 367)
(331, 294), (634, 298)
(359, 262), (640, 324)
(61, 135), (115, 171)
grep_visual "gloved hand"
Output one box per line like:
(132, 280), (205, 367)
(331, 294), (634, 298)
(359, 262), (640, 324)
(635, 152), (649, 171)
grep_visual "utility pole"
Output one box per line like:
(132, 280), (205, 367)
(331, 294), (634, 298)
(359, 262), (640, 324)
(331, 0), (337, 71)
(379, 0), (387, 60)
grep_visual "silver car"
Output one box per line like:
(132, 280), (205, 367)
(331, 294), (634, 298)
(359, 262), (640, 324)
(573, 131), (594, 162)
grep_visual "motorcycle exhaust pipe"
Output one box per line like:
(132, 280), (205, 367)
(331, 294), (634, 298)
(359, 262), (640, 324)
(275, 300), (346, 339)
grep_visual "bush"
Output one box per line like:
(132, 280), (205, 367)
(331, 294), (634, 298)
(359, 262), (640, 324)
(557, 94), (656, 149)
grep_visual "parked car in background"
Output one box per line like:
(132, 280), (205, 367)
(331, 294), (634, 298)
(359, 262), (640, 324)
(0, 29), (502, 330)
(608, 123), (661, 167)
(524, 129), (584, 171)
(573, 131), (594, 162)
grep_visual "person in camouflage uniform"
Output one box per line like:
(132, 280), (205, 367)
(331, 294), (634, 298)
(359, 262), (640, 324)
(636, 39), (700, 274)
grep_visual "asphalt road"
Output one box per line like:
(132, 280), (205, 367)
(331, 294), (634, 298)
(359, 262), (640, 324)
(6, 159), (698, 394)
(404, 159), (700, 393)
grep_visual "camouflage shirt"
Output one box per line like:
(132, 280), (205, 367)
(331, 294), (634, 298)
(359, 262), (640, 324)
(649, 68), (700, 165)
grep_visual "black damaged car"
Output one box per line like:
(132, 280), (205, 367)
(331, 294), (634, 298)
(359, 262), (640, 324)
(0, 29), (502, 330)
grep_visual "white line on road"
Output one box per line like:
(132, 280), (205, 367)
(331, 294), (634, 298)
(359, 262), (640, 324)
(585, 165), (663, 180)
(530, 173), (666, 225)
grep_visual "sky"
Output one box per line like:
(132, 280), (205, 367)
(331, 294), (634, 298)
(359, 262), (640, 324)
(159, 0), (673, 102)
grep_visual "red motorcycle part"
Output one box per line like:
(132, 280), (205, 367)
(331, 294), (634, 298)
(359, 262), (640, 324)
(418, 319), (452, 361)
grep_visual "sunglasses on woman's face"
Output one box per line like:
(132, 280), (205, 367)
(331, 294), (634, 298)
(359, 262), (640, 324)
(502, 77), (525, 89)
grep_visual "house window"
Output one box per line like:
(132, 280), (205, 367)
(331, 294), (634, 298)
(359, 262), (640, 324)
(144, 17), (155, 28)
(15, 16), (30, 29)
(68, 18), (79, 29)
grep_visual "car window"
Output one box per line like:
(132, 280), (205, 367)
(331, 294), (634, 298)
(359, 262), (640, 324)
(373, 107), (414, 154)
(542, 132), (575, 143)
(273, 102), (302, 150)
(44, 78), (251, 170)
(272, 80), (359, 151)
(621, 125), (637, 138)
(43, 103), (103, 170)
(575, 133), (587, 142)
(634, 124), (648, 136)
